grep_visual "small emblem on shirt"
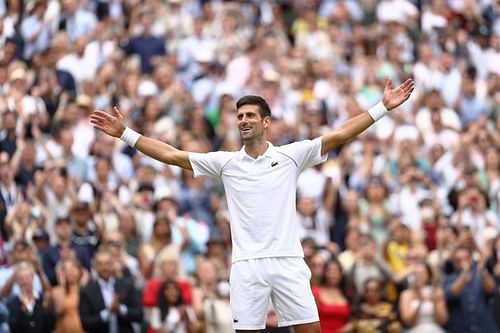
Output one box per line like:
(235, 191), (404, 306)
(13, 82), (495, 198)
(233, 318), (239, 323)
(271, 161), (279, 167)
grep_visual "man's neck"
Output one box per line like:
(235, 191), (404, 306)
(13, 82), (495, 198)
(243, 138), (269, 159)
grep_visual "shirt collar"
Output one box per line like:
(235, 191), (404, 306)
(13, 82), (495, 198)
(239, 142), (276, 160)
(97, 276), (115, 287)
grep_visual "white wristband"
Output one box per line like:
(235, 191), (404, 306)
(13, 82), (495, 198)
(367, 101), (389, 121)
(120, 127), (141, 147)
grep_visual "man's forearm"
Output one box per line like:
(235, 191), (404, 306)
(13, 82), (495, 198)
(480, 270), (496, 294)
(133, 136), (192, 170)
(321, 112), (375, 155)
(450, 274), (467, 296)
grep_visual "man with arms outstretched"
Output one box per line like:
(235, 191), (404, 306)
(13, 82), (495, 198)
(90, 79), (414, 333)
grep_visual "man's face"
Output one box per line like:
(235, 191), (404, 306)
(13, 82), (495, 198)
(453, 249), (472, 271)
(56, 220), (72, 241)
(236, 105), (269, 142)
(94, 252), (113, 280)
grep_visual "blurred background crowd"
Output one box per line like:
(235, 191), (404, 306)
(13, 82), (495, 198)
(0, 0), (499, 332)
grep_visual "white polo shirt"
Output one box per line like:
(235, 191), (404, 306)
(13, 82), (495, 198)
(189, 138), (327, 263)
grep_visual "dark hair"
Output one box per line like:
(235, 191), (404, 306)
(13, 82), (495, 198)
(157, 279), (184, 320)
(320, 258), (350, 298)
(362, 278), (384, 303)
(415, 261), (433, 284)
(236, 95), (271, 119)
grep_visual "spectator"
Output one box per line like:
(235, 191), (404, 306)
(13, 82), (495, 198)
(79, 249), (143, 333)
(347, 234), (392, 295)
(312, 258), (352, 333)
(102, 230), (141, 285)
(124, 7), (166, 75)
(154, 192), (209, 277)
(20, 0), (52, 61)
(192, 258), (232, 333)
(0, 111), (18, 157)
(58, 0), (97, 42)
(0, 240), (46, 299)
(69, 201), (100, 257)
(7, 261), (55, 333)
(42, 216), (90, 286)
(138, 215), (181, 280)
(399, 261), (448, 332)
(350, 278), (401, 333)
(148, 279), (200, 333)
(309, 252), (327, 288)
(142, 252), (193, 332)
(443, 246), (497, 333)
(117, 206), (141, 258)
(51, 257), (85, 333)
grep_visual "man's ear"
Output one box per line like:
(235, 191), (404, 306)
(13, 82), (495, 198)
(263, 116), (271, 129)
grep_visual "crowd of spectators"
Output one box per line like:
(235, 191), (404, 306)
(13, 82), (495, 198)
(0, 0), (499, 332)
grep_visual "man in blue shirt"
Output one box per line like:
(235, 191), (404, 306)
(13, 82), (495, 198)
(443, 245), (497, 333)
(124, 8), (166, 74)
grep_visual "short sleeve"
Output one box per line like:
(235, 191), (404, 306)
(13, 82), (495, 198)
(280, 137), (327, 172)
(189, 151), (235, 179)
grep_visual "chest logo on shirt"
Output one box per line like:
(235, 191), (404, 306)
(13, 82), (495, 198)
(271, 161), (279, 167)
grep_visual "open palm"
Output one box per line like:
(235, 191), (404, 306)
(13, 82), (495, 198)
(382, 78), (415, 111)
(89, 107), (126, 138)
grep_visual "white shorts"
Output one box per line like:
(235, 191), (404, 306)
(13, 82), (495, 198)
(229, 257), (319, 330)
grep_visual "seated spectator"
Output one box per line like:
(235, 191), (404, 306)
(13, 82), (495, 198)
(399, 261), (448, 332)
(312, 258), (352, 333)
(7, 261), (55, 333)
(350, 278), (401, 333)
(52, 258), (86, 333)
(148, 279), (200, 333)
(443, 246), (497, 332)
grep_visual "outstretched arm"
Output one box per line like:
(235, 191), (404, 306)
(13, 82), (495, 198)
(90, 107), (192, 170)
(320, 79), (414, 155)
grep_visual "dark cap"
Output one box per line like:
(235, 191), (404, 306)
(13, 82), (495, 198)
(32, 228), (50, 241)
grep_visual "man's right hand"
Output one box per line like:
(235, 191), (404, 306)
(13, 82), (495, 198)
(89, 107), (126, 138)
